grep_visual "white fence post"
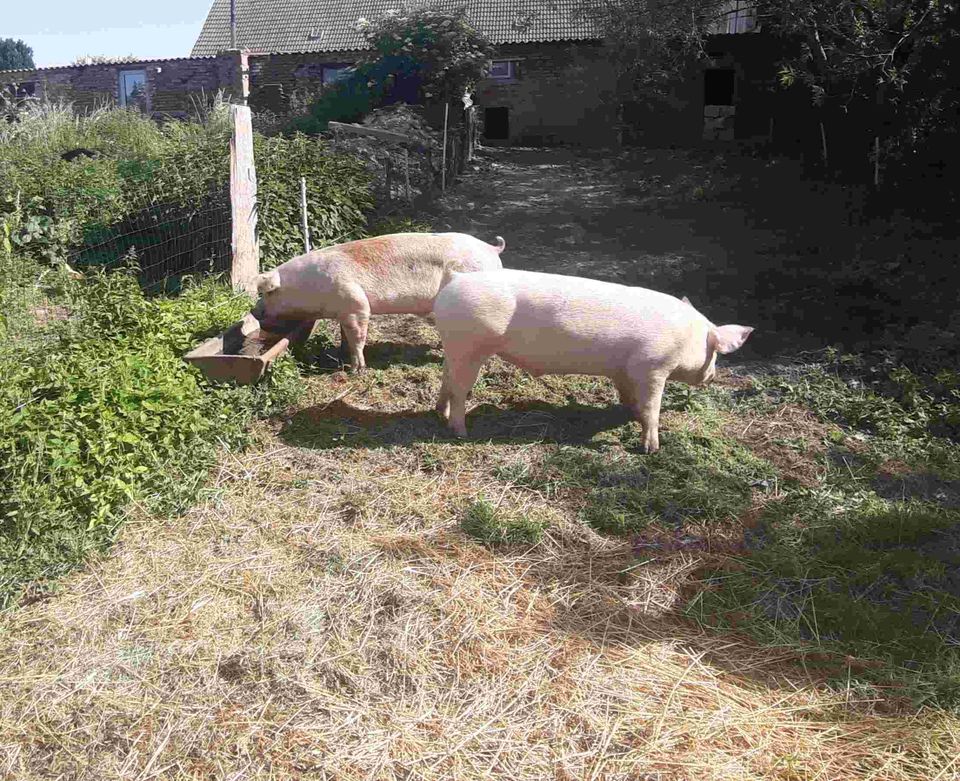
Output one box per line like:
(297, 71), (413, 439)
(230, 104), (259, 294)
(441, 102), (449, 193)
(300, 176), (311, 253)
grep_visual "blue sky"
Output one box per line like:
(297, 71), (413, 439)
(7, 1), (212, 67)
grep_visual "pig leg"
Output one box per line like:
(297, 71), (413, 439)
(338, 324), (351, 366)
(437, 350), (488, 437)
(339, 311), (370, 372)
(625, 373), (667, 454)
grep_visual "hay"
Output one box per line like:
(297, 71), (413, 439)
(1, 316), (958, 779)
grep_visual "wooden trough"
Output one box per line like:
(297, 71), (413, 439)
(184, 312), (315, 385)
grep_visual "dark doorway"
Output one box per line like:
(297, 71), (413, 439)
(704, 69), (735, 105)
(484, 107), (509, 140)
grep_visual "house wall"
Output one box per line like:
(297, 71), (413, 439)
(474, 42), (619, 147)
(0, 52), (247, 118)
(246, 51), (361, 114)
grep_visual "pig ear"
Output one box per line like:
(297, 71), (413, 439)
(710, 325), (754, 354)
(681, 296), (692, 307)
(256, 270), (281, 295)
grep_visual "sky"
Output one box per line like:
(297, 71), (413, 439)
(6, 0), (212, 67)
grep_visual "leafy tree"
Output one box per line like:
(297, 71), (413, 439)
(576, 0), (960, 160)
(294, 8), (495, 133)
(0, 38), (34, 71)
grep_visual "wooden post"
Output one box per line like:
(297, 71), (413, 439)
(229, 104), (259, 295)
(819, 121), (828, 168)
(300, 176), (310, 253)
(873, 136), (880, 187)
(441, 102), (449, 193)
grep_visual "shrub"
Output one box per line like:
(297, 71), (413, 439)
(0, 103), (373, 273)
(255, 133), (373, 267)
(0, 264), (301, 608)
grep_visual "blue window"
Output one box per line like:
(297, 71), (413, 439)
(118, 69), (146, 107)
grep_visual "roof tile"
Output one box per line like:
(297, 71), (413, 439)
(192, 0), (599, 56)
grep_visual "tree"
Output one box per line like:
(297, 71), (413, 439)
(577, 0), (960, 162)
(294, 8), (496, 133)
(0, 38), (35, 71)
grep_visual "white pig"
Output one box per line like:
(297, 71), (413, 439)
(432, 270), (753, 452)
(254, 232), (505, 371)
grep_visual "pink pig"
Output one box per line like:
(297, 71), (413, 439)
(432, 270), (753, 452)
(255, 232), (505, 371)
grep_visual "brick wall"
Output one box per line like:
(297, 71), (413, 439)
(0, 51), (247, 118)
(474, 42), (619, 147)
(0, 43), (625, 149)
(247, 51), (361, 115)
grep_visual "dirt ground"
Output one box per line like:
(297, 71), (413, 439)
(421, 146), (960, 364)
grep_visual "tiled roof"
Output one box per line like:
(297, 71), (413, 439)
(191, 0), (600, 56)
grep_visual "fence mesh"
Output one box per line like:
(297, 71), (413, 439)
(68, 181), (232, 293)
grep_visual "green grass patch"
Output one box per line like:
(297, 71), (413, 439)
(690, 486), (960, 708)
(499, 419), (774, 536)
(461, 498), (546, 546)
(745, 351), (960, 478)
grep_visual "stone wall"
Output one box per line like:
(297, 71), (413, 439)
(473, 42), (619, 147)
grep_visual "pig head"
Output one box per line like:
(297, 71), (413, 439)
(432, 270), (753, 452)
(255, 232), (505, 371)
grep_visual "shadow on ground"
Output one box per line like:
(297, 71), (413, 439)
(279, 398), (637, 449)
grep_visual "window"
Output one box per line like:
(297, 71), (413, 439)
(484, 107), (509, 140)
(321, 65), (351, 86)
(723, 2), (757, 34)
(487, 60), (518, 81)
(118, 69), (146, 108)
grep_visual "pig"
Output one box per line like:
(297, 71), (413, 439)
(254, 232), (505, 371)
(432, 270), (753, 453)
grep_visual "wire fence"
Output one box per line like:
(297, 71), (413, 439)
(68, 182), (233, 293)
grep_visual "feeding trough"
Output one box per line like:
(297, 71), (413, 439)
(184, 311), (315, 385)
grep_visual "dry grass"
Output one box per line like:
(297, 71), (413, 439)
(2, 316), (959, 780)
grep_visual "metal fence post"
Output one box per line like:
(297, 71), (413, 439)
(300, 176), (311, 253)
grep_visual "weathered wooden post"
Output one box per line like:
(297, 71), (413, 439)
(229, 104), (259, 295)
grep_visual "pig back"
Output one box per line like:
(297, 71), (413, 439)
(439, 270), (703, 377)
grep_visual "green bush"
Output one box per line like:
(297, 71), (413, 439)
(0, 264), (301, 608)
(255, 133), (373, 267)
(0, 103), (373, 272)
